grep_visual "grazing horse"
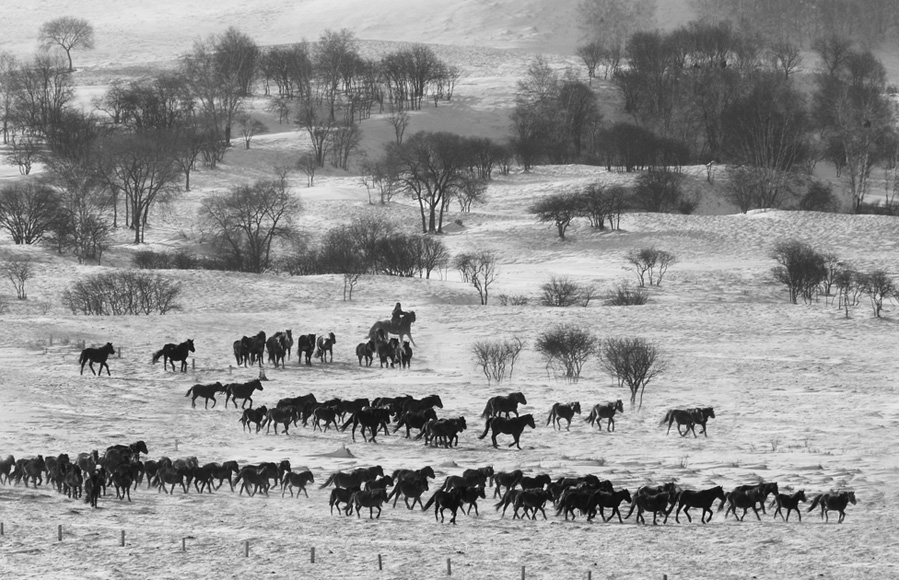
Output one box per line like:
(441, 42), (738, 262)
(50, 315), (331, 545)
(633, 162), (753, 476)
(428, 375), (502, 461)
(808, 491), (857, 523)
(356, 341), (375, 366)
(315, 332), (336, 363)
(282, 470), (314, 498)
(185, 382), (225, 409)
(481, 392), (527, 418)
(585, 400), (624, 432)
(79, 342), (115, 376)
(152, 339), (195, 373)
(673, 486), (726, 523)
(349, 489), (389, 519)
(295, 333), (316, 365)
(266, 332), (289, 368)
(369, 310), (417, 346)
(547, 402), (582, 431)
(660, 407), (716, 437)
(478, 414), (536, 449)
(225, 379), (264, 409)
(771, 490), (807, 521)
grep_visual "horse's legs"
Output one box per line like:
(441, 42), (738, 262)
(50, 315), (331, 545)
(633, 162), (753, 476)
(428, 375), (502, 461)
(609, 418), (615, 432)
(102, 362), (110, 376)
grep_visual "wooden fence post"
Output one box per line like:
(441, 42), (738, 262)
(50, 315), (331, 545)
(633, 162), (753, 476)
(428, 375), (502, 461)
(192, 359), (195, 371)
(117, 346), (122, 358)
(378, 554), (383, 570)
(245, 540), (249, 557)
(120, 530), (125, 547)
(311, 547), (315, 563)
(447, 558), (452, 576)
(182, 537), (186, 552)
(1, 522), (4, 536)
(521, 565), (525, 580)
(58, 524), (62, 541)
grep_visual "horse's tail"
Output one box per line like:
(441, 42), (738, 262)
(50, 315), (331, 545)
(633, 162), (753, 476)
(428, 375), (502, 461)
(585, 407), (597, 425)
(478, 418), (493, 440)
(340, 417), (355, 432)
(658, 410), (672, 427)
(185, 387), (194, 398)
(480, 399), (493, 418)
(319, 473), (336, 489)
(422, 491), (437, 512)
(717, 493), (730, 512)
(546, 406), (556, 426)
(807, 494), (822, 513)
(151, 348), (166, 364)
(78, 351), (87, 365)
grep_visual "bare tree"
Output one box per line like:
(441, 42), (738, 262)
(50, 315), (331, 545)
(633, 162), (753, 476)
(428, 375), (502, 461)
(237, 113), (268, 150)
(2, 258), (33, 300)
(535, 324), (597, 383)
(530, 193), (579, 239)
(857, 270), (896, 318)
(599, 337), (667, 409)
(453, 250), (498, 305)
(200, 178), (301, 273)
(0, 181), (60, 244)
(769, 41), (803, 79)
(625, 248), (677, 287)
(471, 337), (525, 384)
(297, 152), (318, 187)
(38, 17), (95, 72)
(770, 239), (827, 304)
(387, 106), (410, 145)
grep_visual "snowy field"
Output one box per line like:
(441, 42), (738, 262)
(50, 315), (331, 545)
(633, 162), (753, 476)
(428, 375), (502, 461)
(1, 2), (899, 580)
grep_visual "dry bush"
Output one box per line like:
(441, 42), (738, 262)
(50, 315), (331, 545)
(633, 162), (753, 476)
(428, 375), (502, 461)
(61, 271), (182, 315)
(471, 337), (525, 384)
(604, 282), (648, 306)
(534, 324), (597, 383)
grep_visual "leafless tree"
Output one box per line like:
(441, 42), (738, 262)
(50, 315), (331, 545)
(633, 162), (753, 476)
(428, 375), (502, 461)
(38, 17), (95, 72)
(388, 106), (410, 145)
(599, 337), (667, 409)
(0, 181), (60, 244)
(472, 337), (525, 384)
(2, 258), (34, 300)
(453, 250), (498, 305)
(237, 113), (268, 149)
(535, 324), (597, 383)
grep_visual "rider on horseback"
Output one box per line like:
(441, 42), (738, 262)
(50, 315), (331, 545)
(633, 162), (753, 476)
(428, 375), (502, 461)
(391, 302), (407, 327)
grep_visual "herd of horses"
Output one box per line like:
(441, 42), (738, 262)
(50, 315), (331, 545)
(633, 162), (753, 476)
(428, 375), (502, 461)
(0, 444), (858, 525)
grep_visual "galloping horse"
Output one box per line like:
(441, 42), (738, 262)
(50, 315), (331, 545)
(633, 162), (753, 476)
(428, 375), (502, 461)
(369, 311), (417, 346)
(585, 400), (624, 432)
(481, 392), (527, 418)
(152, 339), (195, 373)
(478, 414), (536, 449)
(79, 342), (115, 376)
(672, 486), (726, 523)
(546, 402), (581, 430)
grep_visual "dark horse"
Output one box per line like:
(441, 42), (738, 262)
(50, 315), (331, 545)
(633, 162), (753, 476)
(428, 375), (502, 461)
(295, 333), (316, 365)
(79, 342), (115, 376)
(808, 491), (856, 523)
(672, 486), (726, 523)
(152, 339), (195, 373)
(660, 407), (716, 437)
(478, 414), (536, 449)
(185, 381), (225, 409)
(771, 490), (807, 522)
(369, 311), (416, 346)
(585, 400), (624, 432)
(481, 392), (527, 418)
(546, 401), (581, 431)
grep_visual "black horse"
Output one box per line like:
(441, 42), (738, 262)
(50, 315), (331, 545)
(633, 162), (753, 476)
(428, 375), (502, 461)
(225, 379), (264, 409)
(356, 341), (375, 366)
(232, 336), (251, 367)
(79, 342), (115, 376)
(243, 331), (266, 366)
(808, 491), (856, 523)
(341, 408), (392, 443)
(585, 400), (624, 432)
(481, 392), (527, 418)
(771, 490), (807, 521)
(394, 408), (438, 438)
(672, 486), (726, 523)
(401, 394), (444, 414)
(266, 332), (289, 368)
(185, 381), (225, 409)
(478, 414), (536, 449)
(152, 339), (195, 373)
(546, 401), (581, 431)
(296, 333), (316, 365)
(660, 407), (716, 437)
(315, 332), (336, 363)
(423, 488), (467, 524)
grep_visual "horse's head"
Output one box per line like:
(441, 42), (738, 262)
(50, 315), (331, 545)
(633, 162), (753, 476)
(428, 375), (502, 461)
(187, 339), (195, 352)
(621, 488), (633, 503)
(105, 342), (115, 354)
(705, 407), (716, 419)
(796, 490), (807, 502)
(133, 441), (149, 455)
(847, 491), (857, 504)
(572, 402), (582, 413)
(614, 399), (624, 412)
(405, 311), (416, 324)
(514, 392), (527, 405)
(525, 414), (536, 428)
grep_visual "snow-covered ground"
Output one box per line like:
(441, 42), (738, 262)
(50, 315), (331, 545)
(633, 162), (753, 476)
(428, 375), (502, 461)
(2, 2), (899, 579)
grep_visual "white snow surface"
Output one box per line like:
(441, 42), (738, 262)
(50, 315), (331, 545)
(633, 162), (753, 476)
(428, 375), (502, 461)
(1, 2), (899, 580)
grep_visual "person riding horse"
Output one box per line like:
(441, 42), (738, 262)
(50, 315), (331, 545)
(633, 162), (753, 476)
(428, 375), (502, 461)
(391, 303), (408, 327)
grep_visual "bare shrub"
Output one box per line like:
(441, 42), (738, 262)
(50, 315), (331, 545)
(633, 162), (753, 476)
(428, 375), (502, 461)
(770, 239), (827, 304)
(856, 270), (897, 318)
(599, 337), (667, 409)
(471, 337), (525, 385)
(540, 275), (596, 307)
(497, 294), (530, 306)
(61, 271), (182, 315)
(604, 282), (648, 306)
(534, 324), (597, 383)
(2, 258), (33, 300)
(453, 251), (498, 305)
(625, 248), (676, 287)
